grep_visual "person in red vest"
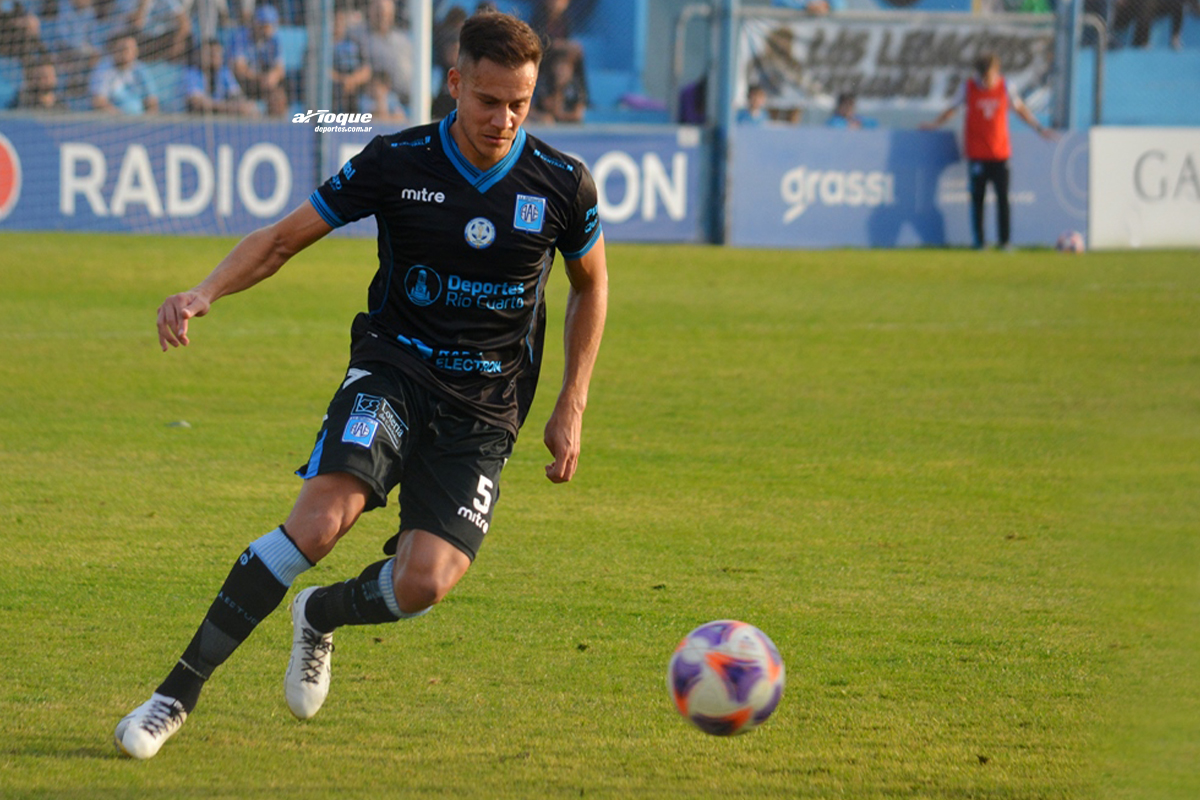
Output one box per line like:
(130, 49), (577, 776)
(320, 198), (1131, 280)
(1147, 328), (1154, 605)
(922, 53), (1055, 250)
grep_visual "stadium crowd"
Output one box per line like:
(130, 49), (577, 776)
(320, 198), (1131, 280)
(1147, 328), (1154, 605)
(0, 0), (595, 119)
(1, 0), (1194, 120)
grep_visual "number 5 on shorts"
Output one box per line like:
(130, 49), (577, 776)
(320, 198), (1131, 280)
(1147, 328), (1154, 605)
(473, 475), (494, 514)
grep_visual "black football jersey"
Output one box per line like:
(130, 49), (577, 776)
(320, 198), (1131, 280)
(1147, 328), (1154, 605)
(309, 111), (602, 434)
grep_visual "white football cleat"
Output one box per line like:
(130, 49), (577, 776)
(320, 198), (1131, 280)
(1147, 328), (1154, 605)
(285, 586), (335, 719)
(114, 693), (188, 759)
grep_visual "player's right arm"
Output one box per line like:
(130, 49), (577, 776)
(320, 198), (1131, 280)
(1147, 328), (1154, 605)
(157, 201), (332, 350)
(919, 82), (966, 130)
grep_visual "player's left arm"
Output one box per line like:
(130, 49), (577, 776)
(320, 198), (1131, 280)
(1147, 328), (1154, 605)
(544, 233), (608, 484)
(1011, 88), (1057, 140)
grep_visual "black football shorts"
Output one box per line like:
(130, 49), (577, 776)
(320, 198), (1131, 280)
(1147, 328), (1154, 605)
(296, 362), (515, 561)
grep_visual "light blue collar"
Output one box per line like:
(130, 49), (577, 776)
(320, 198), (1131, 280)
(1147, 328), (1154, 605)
(439, 110), (527, 194)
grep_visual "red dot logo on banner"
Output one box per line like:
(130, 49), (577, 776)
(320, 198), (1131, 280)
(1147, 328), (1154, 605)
(0, 133), (23, 221)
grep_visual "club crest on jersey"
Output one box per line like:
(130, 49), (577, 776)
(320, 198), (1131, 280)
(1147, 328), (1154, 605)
(342, 416), (379, 448)
(405, 265), (442, 306)
(513, 194), (546, 233)
(465, 217), (496, 249)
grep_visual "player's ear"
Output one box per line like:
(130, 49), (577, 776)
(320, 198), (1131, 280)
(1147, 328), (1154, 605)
(447, 66), (462, 100)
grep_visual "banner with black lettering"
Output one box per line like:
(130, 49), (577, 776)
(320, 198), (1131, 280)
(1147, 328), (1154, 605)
(739, 13), (1055, 122)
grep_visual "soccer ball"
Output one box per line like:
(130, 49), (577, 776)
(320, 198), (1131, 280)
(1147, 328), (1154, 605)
(1056, 230), (1086, 253)
(667, 620), (785, 735)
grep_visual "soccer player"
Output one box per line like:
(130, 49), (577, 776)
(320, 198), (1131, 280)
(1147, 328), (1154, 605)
(115, 11), (607, 760)
(921, 53), (1054, 250)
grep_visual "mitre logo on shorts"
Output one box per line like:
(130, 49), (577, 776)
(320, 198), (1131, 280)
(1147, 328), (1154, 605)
(0, 133), (23, 221)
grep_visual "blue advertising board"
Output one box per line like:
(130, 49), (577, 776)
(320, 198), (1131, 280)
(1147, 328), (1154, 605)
(0, 117), (706, 244)
(729, 126), (1087, 248)
(0, 118), (316, 236)
(325, 125), (707, 243)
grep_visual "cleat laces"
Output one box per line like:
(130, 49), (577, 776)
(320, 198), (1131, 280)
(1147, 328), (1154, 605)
(298, 629), (334, 684)
(139, 697), (185, 736)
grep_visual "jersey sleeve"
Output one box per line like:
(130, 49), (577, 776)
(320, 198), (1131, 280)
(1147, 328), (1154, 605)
(309, 136), (387, 229)
(556, 163), (602, 261)
(952, 80), (967, 108)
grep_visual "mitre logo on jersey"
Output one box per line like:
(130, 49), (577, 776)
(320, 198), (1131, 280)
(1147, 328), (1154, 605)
(513, 194), (546, 233)
(401, 186), (445, 203)
(465, 217), (496, 249)
(0, 133), (22, 221)
(405, 265), (443, 306)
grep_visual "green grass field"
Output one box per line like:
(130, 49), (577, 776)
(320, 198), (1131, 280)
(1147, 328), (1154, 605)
(1, 232), (1197, 799)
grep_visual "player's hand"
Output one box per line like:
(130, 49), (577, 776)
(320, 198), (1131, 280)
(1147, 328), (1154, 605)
(157, 290), (211, 351)
(543, 402), (583, 483)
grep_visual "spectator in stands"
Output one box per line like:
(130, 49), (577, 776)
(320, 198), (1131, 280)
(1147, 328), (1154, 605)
(190, 0), (227, 42)
(430, 5), (465, 119)
(47, 0), (105, 97)
(920, 53), (1054, 250)
(90, 29), (159, 113)
(95, 0), (136, 53)
(359, 68), (406, 123)
(1112, 0), (1199, 49)
(17, 53), (66, 109)
(230, 3), (286, 115)
(531, 40), (586, 123)
(128, 0), (192, 62)
(531, 0), (573, 42)
(826, 92), (875, 129)
(0, 0), (44, 61)
(353, 0), (412, 111)
(332, 1), (369, 113)
(186, 37), (257, 114)
(735, 83), (768, 124)
(749, 25), (817, 101)
(529, 0), (590, 123)
(677, 73), (706, 124)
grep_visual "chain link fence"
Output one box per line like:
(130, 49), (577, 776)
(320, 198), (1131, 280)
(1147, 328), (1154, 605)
(0, 0), (1195, 126)
(0, 0), (651, 122)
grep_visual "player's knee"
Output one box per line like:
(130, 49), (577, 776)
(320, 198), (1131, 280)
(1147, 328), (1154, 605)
(392, 572), (452, 615)
(286, 474), (369, 561)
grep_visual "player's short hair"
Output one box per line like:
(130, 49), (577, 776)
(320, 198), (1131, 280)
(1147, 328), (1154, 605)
(975, 52), (1001, 77)
(458, 12), (543, 70)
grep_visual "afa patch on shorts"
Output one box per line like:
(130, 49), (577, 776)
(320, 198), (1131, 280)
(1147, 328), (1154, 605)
(342, 393), (407, 449)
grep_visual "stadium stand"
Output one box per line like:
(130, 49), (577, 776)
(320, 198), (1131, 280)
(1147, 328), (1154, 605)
(0, 55), (20, 108)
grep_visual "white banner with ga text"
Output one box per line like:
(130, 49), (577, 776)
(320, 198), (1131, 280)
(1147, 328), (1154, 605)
(1089, 127), (1200, 249)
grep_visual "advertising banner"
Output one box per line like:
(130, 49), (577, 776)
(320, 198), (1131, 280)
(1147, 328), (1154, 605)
(327, 126), (708, 244)
(0, 118), (316, 236)
(1088, 127), (1200, 249)
(0, 119), (706, 243)
(729, 126), (1087, 248)
(738, 13), (1055, 122)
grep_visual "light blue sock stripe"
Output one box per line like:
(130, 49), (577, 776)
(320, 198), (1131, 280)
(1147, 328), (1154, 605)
(378, 559), (429, 620)
(248, 528), (312, 587)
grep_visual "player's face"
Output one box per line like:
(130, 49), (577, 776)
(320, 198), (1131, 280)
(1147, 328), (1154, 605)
(448, 57), (538, 171)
